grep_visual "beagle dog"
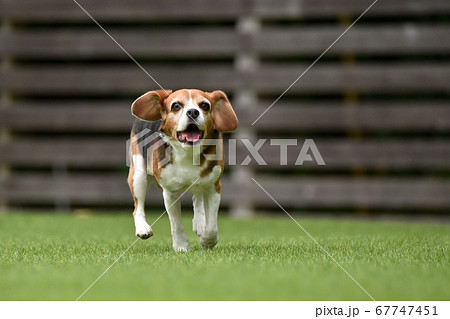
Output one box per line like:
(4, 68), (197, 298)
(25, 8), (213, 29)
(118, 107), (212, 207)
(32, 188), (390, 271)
(128, 89), (238, 252)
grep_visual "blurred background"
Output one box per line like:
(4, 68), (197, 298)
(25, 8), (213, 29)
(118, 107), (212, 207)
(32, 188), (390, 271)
(0, 0), (449, 219)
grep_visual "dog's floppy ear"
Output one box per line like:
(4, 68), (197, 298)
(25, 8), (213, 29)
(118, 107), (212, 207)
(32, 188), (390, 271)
(208, 90), (238, 132)
(131, 89), (172, 121)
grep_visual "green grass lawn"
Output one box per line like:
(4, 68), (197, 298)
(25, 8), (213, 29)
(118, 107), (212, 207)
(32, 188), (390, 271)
(0, 212), (448, 300)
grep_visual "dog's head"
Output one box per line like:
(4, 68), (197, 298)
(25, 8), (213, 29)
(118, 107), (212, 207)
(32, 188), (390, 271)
(131, 89), (238, 146)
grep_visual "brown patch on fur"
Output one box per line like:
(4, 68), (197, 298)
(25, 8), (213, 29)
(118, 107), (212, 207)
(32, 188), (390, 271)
(200, 159), (218, 178)
(128, 131), (142, 217)
(215, 180), (221, 193)
(130, 131), (140, 155)
(161, 112), (181, 141)
(199, 139), (218, 166)
(152, 140), (172, 182)
(201, 106), (215, 139)
(127, 164), (138, 217)
(200, 133), (224, 178)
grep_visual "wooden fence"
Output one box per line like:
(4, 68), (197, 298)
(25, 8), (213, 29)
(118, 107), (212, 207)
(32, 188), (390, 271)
(1, 0), (449, 216)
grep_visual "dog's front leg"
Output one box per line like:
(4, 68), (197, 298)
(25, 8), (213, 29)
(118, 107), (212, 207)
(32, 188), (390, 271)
(192, 194), (206, 236)
(128, 158), (153, 239)
(200, 189), (220, 249)
(163, 189), (189, 252)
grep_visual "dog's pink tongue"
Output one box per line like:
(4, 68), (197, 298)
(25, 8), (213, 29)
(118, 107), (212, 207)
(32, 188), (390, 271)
(180, 130), (202, 142)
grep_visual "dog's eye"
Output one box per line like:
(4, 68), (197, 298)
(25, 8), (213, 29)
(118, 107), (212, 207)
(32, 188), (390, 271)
(171, 102), (183, 111)
(199, 102), (210, 111)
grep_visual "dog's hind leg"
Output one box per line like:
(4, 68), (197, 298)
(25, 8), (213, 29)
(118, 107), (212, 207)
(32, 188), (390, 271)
(128, 153), (153, 239)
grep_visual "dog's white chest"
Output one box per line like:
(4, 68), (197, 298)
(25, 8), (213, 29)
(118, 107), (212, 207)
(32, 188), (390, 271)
(159, 147), (221, 193)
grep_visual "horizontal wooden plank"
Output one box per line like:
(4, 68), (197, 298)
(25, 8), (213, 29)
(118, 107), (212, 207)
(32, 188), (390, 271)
(240, 140), (450, 170)
(0, 65), (235, 94)
(0, 102), (133, 132)
(253, 0), (450, 19)
(0, 174), (137, 205)
(1, 174), (449, 208)
(2, 63), (449, 94)
(0, 28), (239, 59)
(1, 0), (449, 21)
(243, 102), (450, 132)
(252, 63), (450, 93)
(1, 102), (449, 133)
(248, 177), (450, 208)
(0, 138), (126, 167)
(1, 138), (448, 170)
(2, 25), (449, 59)
(0, 0), (244, 22)
(253, 25), (450, 56)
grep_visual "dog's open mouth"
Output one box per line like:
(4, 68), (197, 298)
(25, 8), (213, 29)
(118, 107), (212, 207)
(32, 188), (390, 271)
(177, 124), (204, 145)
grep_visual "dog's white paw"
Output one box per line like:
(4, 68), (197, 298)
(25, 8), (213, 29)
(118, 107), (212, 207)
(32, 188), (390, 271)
(192, 217), (206, 236)
(200, 231), (219, 249)
(172, 233), (190, 252)
(135, 221), (153, 239)
(173, 242), (190, 252)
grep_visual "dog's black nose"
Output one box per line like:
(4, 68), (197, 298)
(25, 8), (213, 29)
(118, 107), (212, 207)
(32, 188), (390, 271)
(186, 108), (200, 119)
